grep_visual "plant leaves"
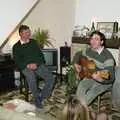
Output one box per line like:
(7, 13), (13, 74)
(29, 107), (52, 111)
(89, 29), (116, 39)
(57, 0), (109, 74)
(32, 28), (54, 48)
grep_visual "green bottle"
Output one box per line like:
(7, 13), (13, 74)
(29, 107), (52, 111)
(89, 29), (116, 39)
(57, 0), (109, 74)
(112, 21), (118, 39)
(91, 22), (95, 33)
(113, 21), (118, 33)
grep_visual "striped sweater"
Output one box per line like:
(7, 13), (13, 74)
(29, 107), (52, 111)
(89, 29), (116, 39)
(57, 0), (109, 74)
(73, 47), (115, 84)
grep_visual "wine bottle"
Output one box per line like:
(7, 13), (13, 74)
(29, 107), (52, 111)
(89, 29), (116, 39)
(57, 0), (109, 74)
(91, 22), (95, 33)
(112, 21), (118, 39)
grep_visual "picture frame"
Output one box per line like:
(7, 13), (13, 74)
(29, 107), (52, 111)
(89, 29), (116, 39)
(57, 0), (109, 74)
(96, 22), (114, 39)
(96, 22), (120, 48)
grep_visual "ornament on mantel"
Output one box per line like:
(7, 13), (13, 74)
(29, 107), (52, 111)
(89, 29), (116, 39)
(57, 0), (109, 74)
(91, 22), (95, 33)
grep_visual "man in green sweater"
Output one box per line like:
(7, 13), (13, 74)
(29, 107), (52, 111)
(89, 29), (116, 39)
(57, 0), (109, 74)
(13, 25), (54, 108)
(73, 31), (115, 105)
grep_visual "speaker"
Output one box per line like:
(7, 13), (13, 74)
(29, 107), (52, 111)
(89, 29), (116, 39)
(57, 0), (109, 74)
(60, 46), (71, 67)
(0, 70), (15, 92)
(0, 59), (15, 92)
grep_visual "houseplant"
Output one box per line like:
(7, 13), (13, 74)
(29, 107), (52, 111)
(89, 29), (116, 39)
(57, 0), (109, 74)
(32, 28), (54, 48)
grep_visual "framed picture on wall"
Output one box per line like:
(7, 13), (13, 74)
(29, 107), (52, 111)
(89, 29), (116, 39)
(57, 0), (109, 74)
(96, 22), (114, 39)
(96, 22), (120, 49)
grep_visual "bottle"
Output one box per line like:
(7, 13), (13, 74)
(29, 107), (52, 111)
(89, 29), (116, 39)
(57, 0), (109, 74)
(113, 21), (118, 33)
(91, 22), (95, 33)
(112, 21), (118, 39)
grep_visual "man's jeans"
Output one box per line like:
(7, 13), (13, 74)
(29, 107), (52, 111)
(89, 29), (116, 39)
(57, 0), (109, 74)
(22, 64), (54, 106)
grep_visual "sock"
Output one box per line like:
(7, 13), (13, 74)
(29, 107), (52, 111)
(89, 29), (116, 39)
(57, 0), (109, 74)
(39, 95), (44, 103)
(37, 95), (44, 108)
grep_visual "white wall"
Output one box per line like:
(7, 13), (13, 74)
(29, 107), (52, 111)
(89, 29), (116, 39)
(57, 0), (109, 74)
(74, 0), (120, 65)
(75, 0), (120, 27)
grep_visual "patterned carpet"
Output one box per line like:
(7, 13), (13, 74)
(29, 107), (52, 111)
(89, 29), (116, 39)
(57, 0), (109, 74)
(0, 81), (66, 120)
(0, 89), (25, 105)
(0, 80), (120, 120)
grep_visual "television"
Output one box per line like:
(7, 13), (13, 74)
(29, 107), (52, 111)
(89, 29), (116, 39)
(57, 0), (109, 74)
(41, 49), (58, 72)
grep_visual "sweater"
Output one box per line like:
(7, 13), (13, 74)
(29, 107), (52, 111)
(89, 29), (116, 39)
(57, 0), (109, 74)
(13, 39), (45, 70)
(72, 47), (115, 85)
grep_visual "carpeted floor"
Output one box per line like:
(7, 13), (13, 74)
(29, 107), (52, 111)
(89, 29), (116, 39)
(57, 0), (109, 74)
(0, 81), (66, 120)
(0, 80), (120, 120)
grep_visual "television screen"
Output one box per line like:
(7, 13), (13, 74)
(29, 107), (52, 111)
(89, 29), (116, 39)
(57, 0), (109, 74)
(41, 49), (58, 71)
(43, 52), (53, 66)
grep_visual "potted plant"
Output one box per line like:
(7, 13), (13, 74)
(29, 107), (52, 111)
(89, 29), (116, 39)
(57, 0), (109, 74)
(32, 28), (54, 48)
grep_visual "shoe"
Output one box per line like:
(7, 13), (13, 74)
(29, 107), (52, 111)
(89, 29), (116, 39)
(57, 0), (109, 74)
(35, 95), (44, 109)
(37, 103), (43, 109)
(35, 101), (43, 109)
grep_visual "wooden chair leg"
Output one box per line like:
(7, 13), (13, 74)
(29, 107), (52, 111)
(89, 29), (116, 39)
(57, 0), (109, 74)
(97, 95), (101, 113)
(24, 79), (29, 101)
(19, 75), (24, 94)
